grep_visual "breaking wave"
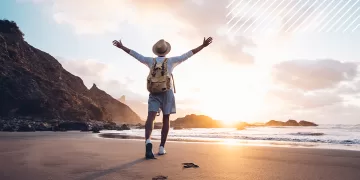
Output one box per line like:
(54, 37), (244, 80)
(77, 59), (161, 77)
(288, 132), (325, 136)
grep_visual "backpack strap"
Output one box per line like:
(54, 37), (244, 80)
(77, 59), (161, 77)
(171, 73), (176, 93)
(161, 58), (168, 76)
(160, 58), (176, 93)
(152, 58), (157, 67)
(151, 58), (157, 77)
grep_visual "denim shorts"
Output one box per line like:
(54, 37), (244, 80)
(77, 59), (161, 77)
(148, 89), (176, 115)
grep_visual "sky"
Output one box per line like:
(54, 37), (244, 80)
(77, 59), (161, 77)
(1, 0), (360, 124)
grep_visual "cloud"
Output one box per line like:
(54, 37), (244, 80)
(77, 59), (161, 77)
(140, 0), (255, 64)
(258, 86), (360, 124)
(52, 0), (137, 34)
(125, 77), (135, 84)
(24, 0), (256, 65)
(58, 57), (108, 77)
(293, 103), (360, 124)
(266, 88), (343, 109)
(272, 59), (358, 91)
(336, 81), (360, 95)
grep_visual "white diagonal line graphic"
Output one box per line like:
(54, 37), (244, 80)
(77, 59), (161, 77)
(261, 0), (294, 32)
(302, 0), (336, 32)
(318, 0), (352, 32)
(253, 0), (286, 33)
(293, 0), (328, 33)
(335, 7), (359, 32)
(227, 0), (252, 33)
(244, 0), (279, 33)
(234, 0), (271, 34)
(231, 0), (263, 34)
(251, 0), (282, 33)
(312, 0), (344, 32)
(343, 15), (360, 32)
(271, 0), (304, 32)
(285, 0), (318, 32)
(226, 0), (237, 8)
(279, 0), (309, 30)
(227, 0), (250, 24)
(327, 0), (359, 32)
(226, 0), (245, 17)
(353, 24), (360, 32)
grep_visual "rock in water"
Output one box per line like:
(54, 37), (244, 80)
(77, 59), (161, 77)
(0, 20), (141, 124)
(92, 127), (100, 133)
(119, 124), (130, 130)
(103, 121), (117, 130)
(173, 124), (183, 130)
(299, 120), (318, 126)
(171, 114), (222, 128)
(236, 122), (249, 130)
(265, 120), (285, 126)
(154, 122), (162, 129)
(285, 119), (299, 126)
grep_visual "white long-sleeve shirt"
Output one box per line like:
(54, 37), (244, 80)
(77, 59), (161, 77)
(129, 50), (194, 73)
(129, 50), (194, 90)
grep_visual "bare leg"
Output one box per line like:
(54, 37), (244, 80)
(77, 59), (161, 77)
(160, 114), (170, 147)
(145, 111), (157, 140)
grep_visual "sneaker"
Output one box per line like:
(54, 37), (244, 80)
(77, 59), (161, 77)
(145, 143), (156, 159)
(158, 146), (166, 155)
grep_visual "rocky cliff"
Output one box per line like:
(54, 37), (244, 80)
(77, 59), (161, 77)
(88, 84), (141, 123)
(0, 20), (141, 124)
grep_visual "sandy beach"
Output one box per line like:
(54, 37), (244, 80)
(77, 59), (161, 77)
(1, 132), (360, 180)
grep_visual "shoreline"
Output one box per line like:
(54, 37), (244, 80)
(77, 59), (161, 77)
(1, 130), (359, 152)
(98, 132), (360, 152)
(1, 131), (359, 153)
(1, 131), (360, 180)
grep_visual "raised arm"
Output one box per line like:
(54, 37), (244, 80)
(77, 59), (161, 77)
(170, 37), (213, 67)
(112, 39), (152, 67)
(191, 37), (213, 54)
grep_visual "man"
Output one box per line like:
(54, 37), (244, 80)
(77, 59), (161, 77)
(112, 37), (213, 159)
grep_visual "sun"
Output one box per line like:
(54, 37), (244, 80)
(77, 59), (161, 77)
(197, 65), (271, 124)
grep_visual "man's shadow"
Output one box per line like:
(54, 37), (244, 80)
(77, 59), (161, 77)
(80, 157), (150, 180)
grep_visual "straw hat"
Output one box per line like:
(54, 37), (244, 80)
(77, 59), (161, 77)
(152, 39), (171, 56)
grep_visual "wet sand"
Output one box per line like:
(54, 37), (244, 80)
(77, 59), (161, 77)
(1, 132), (360, 180)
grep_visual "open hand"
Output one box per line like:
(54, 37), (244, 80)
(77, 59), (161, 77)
(202, 37), (213, 47)
(112, 40), (123, 48)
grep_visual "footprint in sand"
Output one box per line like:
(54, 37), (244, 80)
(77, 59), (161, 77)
(152, 175), (168, 180)
(182, 162), (199, 169)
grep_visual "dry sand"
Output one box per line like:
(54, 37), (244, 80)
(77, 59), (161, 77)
(0, 132), (360, 180)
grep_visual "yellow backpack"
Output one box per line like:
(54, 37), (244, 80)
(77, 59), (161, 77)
(147, 58), (176, 94)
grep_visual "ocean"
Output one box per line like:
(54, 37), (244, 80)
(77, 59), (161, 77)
(100, 124), (360, 151)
